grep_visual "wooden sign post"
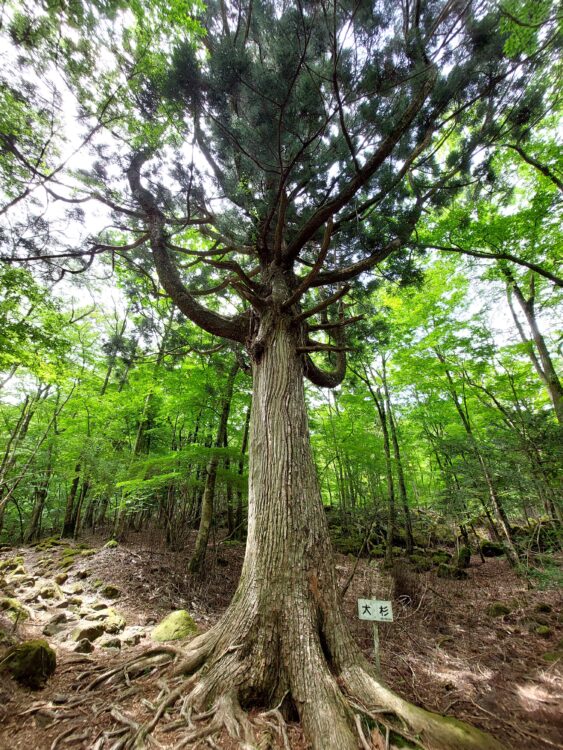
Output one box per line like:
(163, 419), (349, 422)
(357, 599), (393, 670)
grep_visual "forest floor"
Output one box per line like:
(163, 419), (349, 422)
(0, 532), (561, 750)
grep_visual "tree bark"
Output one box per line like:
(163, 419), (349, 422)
(163, 313), (506, 750)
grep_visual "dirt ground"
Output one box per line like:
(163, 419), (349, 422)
(0, 531), (561, 749)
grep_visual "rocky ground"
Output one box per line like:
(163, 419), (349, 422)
(0, 533), (561, 749)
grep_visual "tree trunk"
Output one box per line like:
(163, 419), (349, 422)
(505, 277), (563, 424)
(61, 462), (82, 537)
(382, 368), (414, 554)
(234, 404), (250, 539)
(435, 350), (519, 566)
(24, 448), (53, 543)
(189, 361), (238, 574)
(165, 315), (506, 750)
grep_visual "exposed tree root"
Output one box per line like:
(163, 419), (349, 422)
(75, 626), (508, 750)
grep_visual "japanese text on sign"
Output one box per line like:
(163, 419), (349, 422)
(357, 599), (393, 622)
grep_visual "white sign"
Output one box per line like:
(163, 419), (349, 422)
(358, 599), (393, 622)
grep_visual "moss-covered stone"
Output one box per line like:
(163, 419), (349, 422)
(410, 554), (432, 572)
(455, 546), (471, 569)
(486, 602), (511, 618)
(100, 584), (121, 599)
(74, 638), (94, 653)
(7, 564), (26, 578)
(0, 639), (56, 688)
(437, 564), (467, 580)
(71, 622), (105, 642)
(103, 608), (126, 634)
(100, 637), (121, 649)
(0, 597), (29, 622)
(480, 541), (505, 557)
(39, 583), (63, 600)
(104, 540), (119, 549)
(54, 573), (68, 585)
(80, 549), (97, 557)
(151, 610), (198, 642)
(431, 550), (452, 565)
(42, 612), (68, 637)
(0, 557), (24, 572)
(535, 625), (552, 638)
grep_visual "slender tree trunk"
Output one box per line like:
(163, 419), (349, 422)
(61, 462), (82, 537)
(24, 447), (53, 543)
(364, 377), (395, 566)
(505, 277), (563, 424)
(382, 366), (414, 554)
(435, 350), (519, 565)
(189, 361), (238, 574)
(234, 404), (250, 539)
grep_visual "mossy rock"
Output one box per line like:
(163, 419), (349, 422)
(100, 637), (121, 649)
(39, 583), (63, 600)
(151, 610), (198, 642)
(104, 540), (119, 549)
(455, 546), (471, 569)
(486, 602), (511, 618)
(54, 573), (68, 585)
(410, 554), (432, 573)
(8, 564), (26, 578)
(80, 549), (97, 557)
(0, 597), (30, 622)
(481, 541), (505, 557)
(58, 556), (77, 570)
(535, 625), (552, 638)
(437, 564), (467, 580)
(103, 608), (126, 634)
(0, 557), (24, 572)
(100, 584), (121, 599)
(34, 537), (66, 550)
(0, 639), (56, 688)
(61, 548), (80, 558)
(431, 550), (452, 565)
(71, 622), (106, 642)
(74, 638), (94, 653)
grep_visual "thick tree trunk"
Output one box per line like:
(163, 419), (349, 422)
(164, 315), (506, 750)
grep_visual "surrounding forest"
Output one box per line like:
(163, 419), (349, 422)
(0, 0), (561, 749)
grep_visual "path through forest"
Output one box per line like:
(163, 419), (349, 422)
(1, 536), (561, 749)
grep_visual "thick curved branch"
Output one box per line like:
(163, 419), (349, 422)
(302, 350), (346, 388)
(127, 153), (249, 343)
